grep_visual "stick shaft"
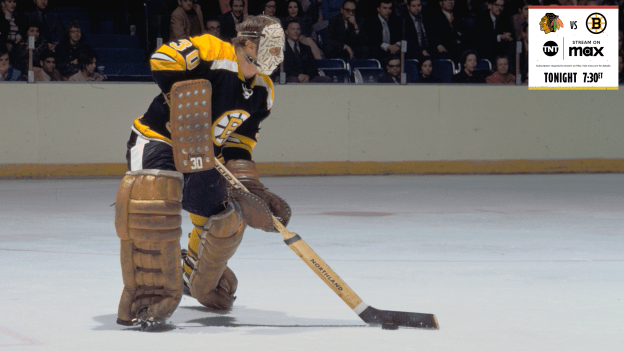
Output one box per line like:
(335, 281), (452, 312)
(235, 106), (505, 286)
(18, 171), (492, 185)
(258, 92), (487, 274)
(213, 160), (364, 310)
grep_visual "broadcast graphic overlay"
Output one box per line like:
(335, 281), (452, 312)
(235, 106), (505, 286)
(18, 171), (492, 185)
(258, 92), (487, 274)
(529, 6), (618, 90)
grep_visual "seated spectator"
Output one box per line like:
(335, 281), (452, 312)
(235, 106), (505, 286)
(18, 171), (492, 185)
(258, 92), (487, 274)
(282, 19), (329, 82)
(403, 0), (432, 60)
(0, 47), (20, 80)
(219, 0), (245, 42)
(452, 49), (485, 83)
(259, 0), (276, 16)
(416, 57), (442, 83)
(364, 0), (401, 61)
(472, 0), (514, 68)
(33, 48), (60, 81)
(378, 55), (411, 83)
(519, 22), (528, 84)
(10, 20), (48, 77)
(430, 0), (466, 62)
(21, 0), (61, 46)
(55, 21), (93, 79)
(486, 55), (514, 84)
(170, 0), (205, 42)
(2, 0), (20, 51)
(204, 18), (222, 39)
(68, 49), (105, 81)
(512, 0), (528, 44)
(280, 0), (323, 59)
(324, 0), (368, 60)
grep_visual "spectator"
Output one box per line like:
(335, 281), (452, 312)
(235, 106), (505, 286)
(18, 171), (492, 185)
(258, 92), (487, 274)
(2, 0), (20, 51)
(452, 49), (485, 83)
(280, 0), (322, 59)
(170, 0), (205, 42)
(0, 46), (20, 80)
(10, 19), (47, 77)
(33, 48), (60, 81)
(519, 22), (528, 84)
(282, 19), (329, 82)
(402, 0), (432, 59)
(486, 54), (514, 84)
(430, 0), (466, 62)
(512, 0), (528, 44)
(416, 56), (442, 83)
(364, 0), (400, 60)
(21, 0), (61, 46)
(259, 0), (277, 16)
(68, 48), (105, 81)
(219, 0), (245, 42)
(324, 0), (368, 59)
(299, 0), (319, 24)
(472, 0), (514, 67)
(0, 12), (8, 51)
(392, 0), (409, 19)
(378, 55), (411, 83)
(55, 21), (93, 79)
(321, 0), (343, 21)
(204, 18), (222, 39)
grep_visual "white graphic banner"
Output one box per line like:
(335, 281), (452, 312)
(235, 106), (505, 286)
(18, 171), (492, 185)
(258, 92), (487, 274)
(529, 6), (618, 90)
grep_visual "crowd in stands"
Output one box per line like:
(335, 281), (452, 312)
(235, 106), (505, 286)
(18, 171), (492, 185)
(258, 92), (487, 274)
(1, 0), (623, 84)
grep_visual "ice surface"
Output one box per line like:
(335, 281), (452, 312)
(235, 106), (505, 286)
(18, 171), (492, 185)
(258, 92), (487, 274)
(0, 175), (622, 350)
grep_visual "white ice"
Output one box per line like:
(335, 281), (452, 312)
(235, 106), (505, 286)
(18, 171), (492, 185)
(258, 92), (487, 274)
(0, 174), (622, 350)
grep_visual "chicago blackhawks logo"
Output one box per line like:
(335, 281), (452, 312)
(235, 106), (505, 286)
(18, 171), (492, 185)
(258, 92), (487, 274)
(212, 110), (250, 145)
(539, 13), (563, 34)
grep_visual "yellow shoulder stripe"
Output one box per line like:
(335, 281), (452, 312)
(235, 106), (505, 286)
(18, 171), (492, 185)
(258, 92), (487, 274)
(190, 34), (237, 63)
(254, 73), (275, 110)
(151, 45), (186, 71)
(133, 118), (172, 145)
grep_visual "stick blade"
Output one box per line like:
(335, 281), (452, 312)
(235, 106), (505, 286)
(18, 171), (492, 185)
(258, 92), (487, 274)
(358, 306), (439, 330)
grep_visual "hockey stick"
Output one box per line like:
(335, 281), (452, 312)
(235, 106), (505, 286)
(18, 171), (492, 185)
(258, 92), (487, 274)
(214, 160), (439, 330)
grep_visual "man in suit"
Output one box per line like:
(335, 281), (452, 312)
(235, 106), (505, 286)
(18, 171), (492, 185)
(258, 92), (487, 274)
(429, 0), (465, 62)
(364, 0), (401, 61)
(170, 0), (205, 42)
(324, 0), (369, 60)
(283, 20), (330, 82)
(472, 0), (514, 67)
(219, 0), (245, 42)
(402, 0), (432, 59)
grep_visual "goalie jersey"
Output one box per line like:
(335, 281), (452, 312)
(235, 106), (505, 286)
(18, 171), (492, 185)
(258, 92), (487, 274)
(134, 34), (275, 161)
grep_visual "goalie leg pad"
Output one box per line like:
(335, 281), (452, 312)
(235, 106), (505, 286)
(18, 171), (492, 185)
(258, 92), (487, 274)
(115, 170), (184, 325)
(183, 202), (245, 309)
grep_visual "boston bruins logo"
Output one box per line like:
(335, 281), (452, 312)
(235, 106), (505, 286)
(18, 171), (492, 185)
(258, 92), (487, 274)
(212, 110), (250, 145)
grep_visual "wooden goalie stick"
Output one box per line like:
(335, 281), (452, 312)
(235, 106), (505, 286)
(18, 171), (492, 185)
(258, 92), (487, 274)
(214, 160), (439, 330)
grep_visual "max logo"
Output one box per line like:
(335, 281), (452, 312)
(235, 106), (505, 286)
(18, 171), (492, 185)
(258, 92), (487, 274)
(539, 13), (563, 34)
(569, 46), (604, 56)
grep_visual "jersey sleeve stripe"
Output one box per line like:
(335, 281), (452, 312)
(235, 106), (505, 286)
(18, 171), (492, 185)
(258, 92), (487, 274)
(132, 118), (172, 145)
(151, 45), (186, 71)
(223, 133), (257, 153)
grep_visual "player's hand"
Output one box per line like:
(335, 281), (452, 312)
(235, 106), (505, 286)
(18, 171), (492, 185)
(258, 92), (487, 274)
(298, 74), (310, 83)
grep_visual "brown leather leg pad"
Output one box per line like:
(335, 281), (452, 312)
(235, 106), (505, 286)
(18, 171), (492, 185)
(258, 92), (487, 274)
(115, 170), (184, 324)
(187, 202), (245, 309)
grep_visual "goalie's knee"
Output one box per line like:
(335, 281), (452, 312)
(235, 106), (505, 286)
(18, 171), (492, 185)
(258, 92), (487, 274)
(183, 202), (245, 309)
(115, 170), (184, 325)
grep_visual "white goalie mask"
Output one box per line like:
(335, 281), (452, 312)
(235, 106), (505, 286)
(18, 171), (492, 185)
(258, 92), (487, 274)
(239, 23), (285, 75)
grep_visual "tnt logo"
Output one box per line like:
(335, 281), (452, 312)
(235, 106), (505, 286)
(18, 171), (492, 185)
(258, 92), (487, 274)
(586, 13), (606, 34)
(542, 41), (559, 56)
(568, 46), (604, 56)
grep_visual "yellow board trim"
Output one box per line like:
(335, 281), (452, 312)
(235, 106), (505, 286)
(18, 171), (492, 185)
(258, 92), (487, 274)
(2, 159), (624, 178)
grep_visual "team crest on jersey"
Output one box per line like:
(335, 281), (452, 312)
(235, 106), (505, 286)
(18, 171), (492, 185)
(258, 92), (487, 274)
(212, 110), (250, 145)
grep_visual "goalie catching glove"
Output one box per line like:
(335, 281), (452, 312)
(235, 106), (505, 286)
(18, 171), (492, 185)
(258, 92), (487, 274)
(225, 159), (291, 232)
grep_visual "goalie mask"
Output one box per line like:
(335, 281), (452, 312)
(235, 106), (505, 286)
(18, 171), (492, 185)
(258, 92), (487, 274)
(239, 23), (285, 75)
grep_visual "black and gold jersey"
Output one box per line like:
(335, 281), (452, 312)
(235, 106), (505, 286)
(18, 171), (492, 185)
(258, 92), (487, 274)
(135, 34), (275, 161)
